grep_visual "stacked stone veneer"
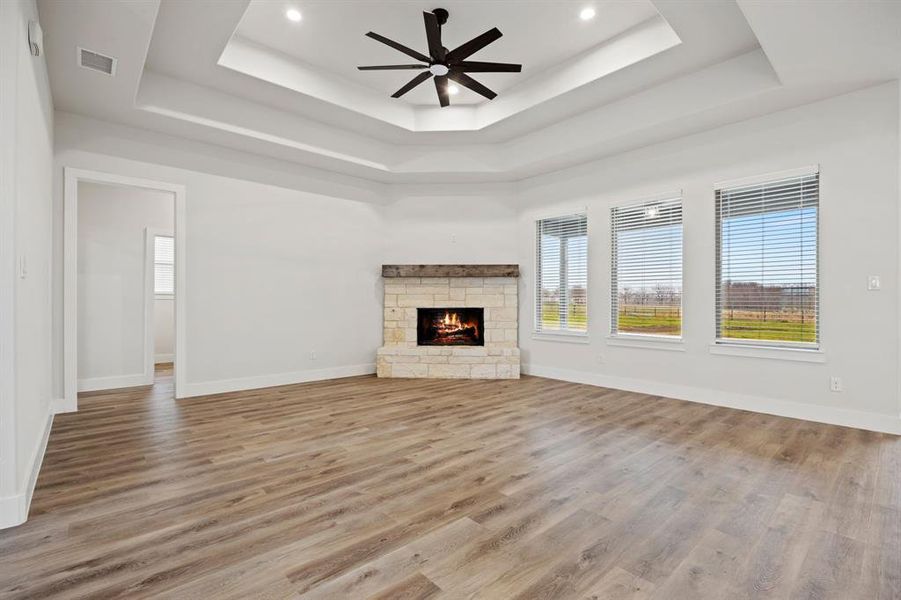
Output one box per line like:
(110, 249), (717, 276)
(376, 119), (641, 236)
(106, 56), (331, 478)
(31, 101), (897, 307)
(376, 276), (520, 379)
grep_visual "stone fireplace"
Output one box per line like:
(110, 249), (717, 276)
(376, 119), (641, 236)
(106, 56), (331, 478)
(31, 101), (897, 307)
(377, 265), (520, 379)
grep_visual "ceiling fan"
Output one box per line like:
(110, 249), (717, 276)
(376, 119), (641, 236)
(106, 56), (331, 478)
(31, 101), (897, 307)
(357, 8), (522, 107)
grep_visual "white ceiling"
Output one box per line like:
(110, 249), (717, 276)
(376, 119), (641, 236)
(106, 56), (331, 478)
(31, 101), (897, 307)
(234, 0), (660, 106)
(36, 0), (901, 187)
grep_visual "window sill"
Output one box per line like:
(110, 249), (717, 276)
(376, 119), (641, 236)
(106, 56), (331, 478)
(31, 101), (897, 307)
(532, 332), (590, 344)
(607, 334), (685, 352)
(708, 343), (825, 363)
(155, 294), (175, 300)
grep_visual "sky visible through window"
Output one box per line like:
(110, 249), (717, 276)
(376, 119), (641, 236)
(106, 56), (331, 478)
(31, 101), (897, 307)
(719, 205), (817, 343)
(721, 207), (816, 285)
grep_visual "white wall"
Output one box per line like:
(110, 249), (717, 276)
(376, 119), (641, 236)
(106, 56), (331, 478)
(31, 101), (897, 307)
(50, 83), (900, 434)
(154, 298), (174, 362)
(55, 135), (384, 398)
(77, 182), (172, 387)
(516, 82), (901, 432)
(0, 0), (54, 528)
(381, 188), (519, 265)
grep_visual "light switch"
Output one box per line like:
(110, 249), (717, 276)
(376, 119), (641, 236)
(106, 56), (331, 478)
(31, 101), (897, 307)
(18, 255), (26, 279)
(867, 275), (881, 291)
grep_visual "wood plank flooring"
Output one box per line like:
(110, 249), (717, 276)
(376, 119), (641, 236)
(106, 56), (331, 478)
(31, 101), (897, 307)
(1, 366), (898, 599)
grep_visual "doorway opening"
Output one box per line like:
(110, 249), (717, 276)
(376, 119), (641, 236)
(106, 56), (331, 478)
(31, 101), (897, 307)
(63, 168), (186, 410)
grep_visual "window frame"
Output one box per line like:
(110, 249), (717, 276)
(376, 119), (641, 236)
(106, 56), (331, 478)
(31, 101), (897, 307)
(153, 233), (175, 299)
(533, 212), (589, 338)
(610, 194), (684, 341)
(714, 167), (820, 350)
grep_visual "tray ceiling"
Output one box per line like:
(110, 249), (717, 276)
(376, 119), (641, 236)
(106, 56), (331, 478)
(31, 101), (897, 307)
(233, 0), (660, 107)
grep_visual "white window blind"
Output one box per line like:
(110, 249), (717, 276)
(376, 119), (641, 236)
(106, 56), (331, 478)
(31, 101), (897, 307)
(715, 171), (818, 347)
(611, 197), (682, 337)
(154, 235), (175, 296)
(535, 213), (588, 334)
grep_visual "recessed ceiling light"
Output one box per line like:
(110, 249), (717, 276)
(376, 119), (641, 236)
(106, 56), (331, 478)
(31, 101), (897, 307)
(286, 8), (302, 22)
(448, 84), (459, 95)
(579, 7), (596, 21)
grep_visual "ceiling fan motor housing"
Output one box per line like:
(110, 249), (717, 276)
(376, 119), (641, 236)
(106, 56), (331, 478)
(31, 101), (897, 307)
(433, 8), (449, 25)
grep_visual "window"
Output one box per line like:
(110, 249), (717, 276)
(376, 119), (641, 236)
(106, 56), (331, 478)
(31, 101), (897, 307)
(154, 235), (175, 296)
(715, 170), (818, 347)
(611, 197), (683, 337)
(535, 213), (588, 334)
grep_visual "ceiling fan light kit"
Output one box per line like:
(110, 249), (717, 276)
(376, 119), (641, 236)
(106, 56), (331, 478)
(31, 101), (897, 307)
(357, 8), (522, 107)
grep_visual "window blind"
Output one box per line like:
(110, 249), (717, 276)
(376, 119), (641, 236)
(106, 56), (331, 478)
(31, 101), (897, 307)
(715, 171), (818, 347)
(535, 213), (588, 334)
(154, 235), (175, 295)
(611, 198), (682, 337)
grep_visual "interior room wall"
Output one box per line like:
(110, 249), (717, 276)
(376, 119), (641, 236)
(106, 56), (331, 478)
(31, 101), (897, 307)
(381, 188), (519, 265)
(515, 82), (901, 432)
(76, 182), (173, 388)
(154, 298), (174, 363)
(51, 83), (900, 434)
(55, 135), (384, 398)
(0, 0), (54, 527)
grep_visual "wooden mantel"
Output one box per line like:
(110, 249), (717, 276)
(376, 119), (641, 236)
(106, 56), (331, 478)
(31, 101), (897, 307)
(382, 264), (520, 278)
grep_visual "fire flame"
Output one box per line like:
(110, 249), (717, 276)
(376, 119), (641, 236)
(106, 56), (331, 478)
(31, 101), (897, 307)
(435, 310), (479, 339)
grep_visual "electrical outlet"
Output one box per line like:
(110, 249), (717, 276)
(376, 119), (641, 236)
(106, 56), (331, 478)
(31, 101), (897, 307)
(867, 275), (881, 291)
(310, 351), (317, 361)
(830, 376), (843, 392)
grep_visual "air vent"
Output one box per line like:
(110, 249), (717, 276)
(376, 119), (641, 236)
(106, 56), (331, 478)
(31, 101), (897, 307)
(77, 47), (117, 76)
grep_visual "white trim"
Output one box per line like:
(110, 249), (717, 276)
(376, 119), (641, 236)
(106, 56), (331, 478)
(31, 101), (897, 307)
(149, 230), (174, 296)
(78, 373), (152, 393)
(606, 334), (685, 351)
(51, 397), (73, 414)
(182, 363), (376, 398)
(63, 168), (187, 411)
(532, 332), (590, 344)
(533, 210), (590, 336)
(145, 227), (173, 386)
(155, 353), (175, 364)
(615, 189), (682, 206)
(714, 164), (820, 190)
(529, 204), (590, 222)
(0, 408), (53, 529)
(708, 343), (826, 363)
(522, 363), (901, 435)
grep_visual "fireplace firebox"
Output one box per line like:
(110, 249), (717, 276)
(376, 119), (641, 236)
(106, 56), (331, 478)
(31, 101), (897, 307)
(417, 308), (484, 346)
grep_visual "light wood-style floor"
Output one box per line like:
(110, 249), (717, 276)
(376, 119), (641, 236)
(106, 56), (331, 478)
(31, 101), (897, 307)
(1, 365), (899, 599)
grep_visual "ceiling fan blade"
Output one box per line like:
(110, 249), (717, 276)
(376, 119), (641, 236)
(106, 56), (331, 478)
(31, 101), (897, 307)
(434, 75), (450, 107)
(454, 61), (522, 73)
(365, 31), (431, 63)
(448, 72), (497, 100)
(423, 11), (444, 61)
(358, 64), (429, 71)
(446, 28), (502, 61)
(392, 71), (433, 98)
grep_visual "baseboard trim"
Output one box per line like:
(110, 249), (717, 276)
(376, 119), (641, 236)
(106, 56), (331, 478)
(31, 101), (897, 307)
(522, 364), (901, 435)
(182, 363), (376, 398)
(0, 407), (53, 529)
(154, 353), (174, 364)
(52, 397), (76, 414)
(78, 372), (152, 393)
